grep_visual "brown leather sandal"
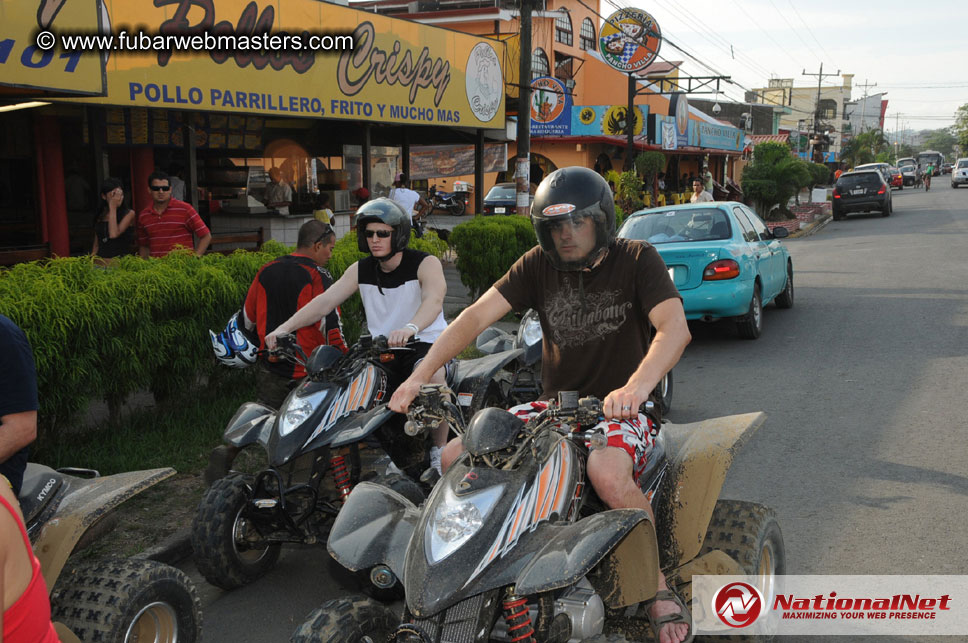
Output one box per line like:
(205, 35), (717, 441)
(645, 588), (694, 643)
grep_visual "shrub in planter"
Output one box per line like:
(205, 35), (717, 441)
(449, 216), (537, 299)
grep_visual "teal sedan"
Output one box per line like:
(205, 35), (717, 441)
(618, 202), (794, 339)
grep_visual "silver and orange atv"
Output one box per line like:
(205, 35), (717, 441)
(19, 463), (201, 643)
(292, 388), (783, 642)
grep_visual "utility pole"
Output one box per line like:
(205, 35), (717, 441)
(515, 0), (533, 215)
(803, 64), (840, 163)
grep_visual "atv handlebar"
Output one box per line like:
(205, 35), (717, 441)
(267, 333), (418, 373)
(405, 384), (466, 437)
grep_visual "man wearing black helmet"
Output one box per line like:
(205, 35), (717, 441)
(390, 167), (692, 643)
(266, 198), (450, 475)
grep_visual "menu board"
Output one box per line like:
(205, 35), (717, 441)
(100, 109), (264, 150)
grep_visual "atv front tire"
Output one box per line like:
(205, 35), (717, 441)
(191, 473), (281, 590)
(291, 594), (396, 643)
(51, 557), (201, 643)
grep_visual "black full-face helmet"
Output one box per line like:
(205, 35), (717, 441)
(355, 197), (412, 260)
(530, 166), (616, 271)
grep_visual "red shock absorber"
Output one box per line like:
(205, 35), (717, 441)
(330, 455), (351, 500)
(502, 595), (535, 643)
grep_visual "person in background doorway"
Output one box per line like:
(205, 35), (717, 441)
(169, 165), (187, 202)
(690, 179), (714, 203)
(138, 170), (212, 258)
(314, 192), (334, 224)
(265, 167), (292, 214)
(389, 173), (430, 225)
(91, 177), (136, 258)
(702, 166), (714, 193)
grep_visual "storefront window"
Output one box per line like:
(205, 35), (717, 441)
(343, 145), (402, 199)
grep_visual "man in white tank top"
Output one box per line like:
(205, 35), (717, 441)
(266, 198), (449, 475)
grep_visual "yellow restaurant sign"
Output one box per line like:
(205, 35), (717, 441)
(0, 0), (105, 94)
(38, 0), (506, 127)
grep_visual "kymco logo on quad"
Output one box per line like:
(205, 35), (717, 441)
(714, 582), (764, 628)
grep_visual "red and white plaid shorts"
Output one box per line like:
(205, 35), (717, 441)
(507, 400), (657, 484)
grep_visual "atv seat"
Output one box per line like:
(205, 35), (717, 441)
(18, 463), (64, 527)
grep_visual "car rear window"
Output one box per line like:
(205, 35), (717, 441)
(486, 185), (516, 199)
(837, 173), (881, 189)
(619, 208), (732, 244)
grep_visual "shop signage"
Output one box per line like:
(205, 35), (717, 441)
(698, 122), (743, 151)
(530, 76), (570, 136)
(668, 93), (690, 147)
(651, 114), (696, 148)
(572, 104), (647, 137)
(0, 0), (105, 94)
(661, 120), (677, 150)
(408, 143), (507, 180)
(598, 8), (661, 73)
(47, 0), (504, 127)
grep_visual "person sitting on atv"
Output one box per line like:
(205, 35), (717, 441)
(390, 167), (693, 643)
(266, 198), (450, 475)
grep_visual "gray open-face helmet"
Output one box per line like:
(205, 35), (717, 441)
(355, 197), (412, 260)
(530, 166), (616, 271)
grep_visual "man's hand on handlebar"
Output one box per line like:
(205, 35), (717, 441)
(602, 380), (652, 421)
(389, 375), (427, 414)
(387, 326), (416, 348)
(265, 329), (287, 351)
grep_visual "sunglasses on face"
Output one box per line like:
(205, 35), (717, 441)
(150, 185), (171, 192)
(364, 229), (392, 239)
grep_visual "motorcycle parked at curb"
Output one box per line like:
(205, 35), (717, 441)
(293, 388), (784, 643)
(475, 309), (675, 415)
(20, 463), (202, 642)
(193, 333), (525, 591)
(429, 182), (467, 217)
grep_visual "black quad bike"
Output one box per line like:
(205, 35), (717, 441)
(193, 333), (525, 591)
(19, 463), (202, 642)
(293, 388), (783, 643)
(476, 308), (675, 415)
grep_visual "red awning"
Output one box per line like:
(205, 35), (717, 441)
(750, 134), (790, 144)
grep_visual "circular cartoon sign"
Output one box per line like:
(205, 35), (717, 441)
(465, 42), (503, 123)
(530, 77), (567, 123)
(599, 8), (661, 73)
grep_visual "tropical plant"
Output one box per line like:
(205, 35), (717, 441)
(807, 162), (830, 187)
(955, 104), (968, 156)
(615, 170), (644, 214)
(740, 141), (812, 220)
(449, 215), (536, 299)
(841, 129), (888, 168)
(634, 151), (667, 208)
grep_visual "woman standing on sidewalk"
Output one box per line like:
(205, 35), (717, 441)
(91, 178), (136, 258)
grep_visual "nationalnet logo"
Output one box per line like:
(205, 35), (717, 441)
(713, 581), (764, 628)
(693, 575), (968, 636)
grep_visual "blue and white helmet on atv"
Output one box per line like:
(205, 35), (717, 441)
(209, 310), (259, 368)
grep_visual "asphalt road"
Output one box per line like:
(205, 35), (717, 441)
(182, 183), (968, 641)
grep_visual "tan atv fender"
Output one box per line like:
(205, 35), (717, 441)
(654, 412), (767, 569)
(33, 467), (175, 590)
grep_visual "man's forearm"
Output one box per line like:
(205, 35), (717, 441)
(0, 412), (37, 462)
(277, 295), (333, 335)
(409, 296), (445, 333)
(629, 325), (690, 394)
(195, 233), (212, 256)
(411, 308), (487, 381)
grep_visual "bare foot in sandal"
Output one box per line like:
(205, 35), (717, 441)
(651, 574), (690, 643)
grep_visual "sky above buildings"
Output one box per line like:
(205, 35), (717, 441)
(628, 0), (966, 132)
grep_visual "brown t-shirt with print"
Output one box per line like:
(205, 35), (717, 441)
(495, 238), (680, 400)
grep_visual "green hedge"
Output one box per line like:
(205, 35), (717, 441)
(449, 215), (537, 299)
(0, 230), (447, 437)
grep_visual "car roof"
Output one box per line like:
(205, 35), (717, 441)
(840, 170), (881, 178)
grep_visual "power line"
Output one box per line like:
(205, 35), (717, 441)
(727, 0), (807, 71)
(786, 0), (836, 67)
(766, 0), (819, 66)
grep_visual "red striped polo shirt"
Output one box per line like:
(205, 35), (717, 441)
(137, 199), (210, 257)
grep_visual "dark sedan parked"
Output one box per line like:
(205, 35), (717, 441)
(833, 170), (892, 220)
(482, 182), (533, 215)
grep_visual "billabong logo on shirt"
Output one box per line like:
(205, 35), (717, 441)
(545, 281), (632, 347)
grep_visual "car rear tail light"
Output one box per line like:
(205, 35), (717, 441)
(703, 259), (740, 281)
(833, 188), (841, 199)
(877, 186), (886, 195)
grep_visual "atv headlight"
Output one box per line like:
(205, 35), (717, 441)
(280, 390), (327, 436)
(428, 484), (504, 564)
(518, 311), (542, 348)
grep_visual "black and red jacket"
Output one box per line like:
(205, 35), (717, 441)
(244, 253), (348, 378)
